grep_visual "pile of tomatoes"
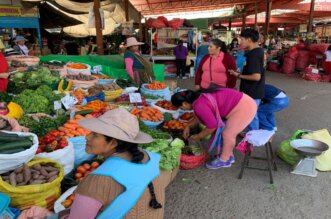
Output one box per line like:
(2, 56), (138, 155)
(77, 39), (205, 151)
(61, 193), (75, 208)
(37, 130), (69, 153)
(74, 161), (101, 183)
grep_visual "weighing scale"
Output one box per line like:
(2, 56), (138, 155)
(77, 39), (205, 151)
(290, 139), (329, 177)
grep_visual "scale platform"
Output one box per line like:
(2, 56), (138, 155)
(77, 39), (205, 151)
(290, 139), (329, 177)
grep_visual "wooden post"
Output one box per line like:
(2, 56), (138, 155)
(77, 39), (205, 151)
(138, 12), (143, 40)
(124, 0), (129, 22)
(307, 0), (315, 33)
(94, 0), (103, 55)
(228, 19), (232, 31)
(265, 0), (272, 35)
(254, 0), (258, 30)
(242, 14), (246, 30)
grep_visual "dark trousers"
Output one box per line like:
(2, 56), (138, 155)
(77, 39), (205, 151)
(176, 59), (186, 77)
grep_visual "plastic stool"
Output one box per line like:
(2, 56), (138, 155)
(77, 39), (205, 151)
(238, 130), (277, 184)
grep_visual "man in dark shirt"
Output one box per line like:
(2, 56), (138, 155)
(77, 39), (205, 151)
(65, 41), (79, 55)
(229, 28), (265, 131)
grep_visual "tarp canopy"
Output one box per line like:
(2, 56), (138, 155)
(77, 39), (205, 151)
(22, 0), (140, 37)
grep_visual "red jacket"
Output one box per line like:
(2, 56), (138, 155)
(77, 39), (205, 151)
(0, 53), (9, 92)
(195, 53), (237, 88)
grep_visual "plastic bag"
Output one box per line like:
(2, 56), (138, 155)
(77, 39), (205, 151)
(35, 142), (74, 175)
(295, 50), (310, 71)
(0, 131), (38, 174)
(0, 158), (64, 210)
(68, 136), (95, 167)
(276, 130), (305, 165)
(282, 56), (296, 75)
(17, 206), (53, 219)
(54, 186), (77, 213)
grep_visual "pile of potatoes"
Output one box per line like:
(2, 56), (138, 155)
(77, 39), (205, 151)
(1, 163), (59, 186)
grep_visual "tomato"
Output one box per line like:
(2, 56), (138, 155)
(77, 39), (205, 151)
(62, 199), (73, 208)
(91, 161), (99, 168)
(77, 166), (86, 174)
(83, 163), (91, 170)
(36, 147), (43, 154)
(44, 135), (55, 144)
(58, 139), (68, 149)
(75, 172), (82, 179)
(85, 171), (91, 175)
(68, 194), (75, 201)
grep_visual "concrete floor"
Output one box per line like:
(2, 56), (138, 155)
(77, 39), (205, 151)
(164, 72), (331, 219)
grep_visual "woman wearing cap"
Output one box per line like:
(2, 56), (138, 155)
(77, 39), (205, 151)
(13, 36), (30, 55)
(54, 108), (164, 219)
(171, 88), (256, 169)
(124, 37), (155, 85)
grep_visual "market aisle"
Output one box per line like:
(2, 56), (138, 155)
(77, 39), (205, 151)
(166, 72), (331, 219)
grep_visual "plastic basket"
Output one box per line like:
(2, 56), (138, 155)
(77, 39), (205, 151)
(97, 79), (116, 85)
(0, 192), (15, 219)
(180, 153), (208, 170)
(141, 118), (164, 129)
(104, 89), (123, 102)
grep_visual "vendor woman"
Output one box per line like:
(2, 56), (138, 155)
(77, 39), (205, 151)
(124, 37), (155, 85)
(53, 108), (164, 219)
(0, 50), (9, 92)
(171, 88), (257, 169)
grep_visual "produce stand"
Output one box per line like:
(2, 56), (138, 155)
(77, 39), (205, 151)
(0, 57), (205, 217)
(40, 55), (165, 82)
(150, 27), (198, 77)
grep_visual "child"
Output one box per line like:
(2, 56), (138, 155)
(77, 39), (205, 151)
(229, 28), (265, 131)
(324, 45), (331, 75)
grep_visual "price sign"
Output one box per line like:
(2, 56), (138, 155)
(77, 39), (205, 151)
(61, 94), (78, 110)
(129, 93), (142, 103)
(53, 101), (62, 111)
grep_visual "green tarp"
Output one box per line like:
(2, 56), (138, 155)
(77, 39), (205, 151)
(40, 55), (165, 81)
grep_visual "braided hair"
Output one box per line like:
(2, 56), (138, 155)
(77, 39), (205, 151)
(105, 136), (162, 209)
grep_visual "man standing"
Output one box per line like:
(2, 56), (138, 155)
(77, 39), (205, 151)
(229, 28), (265, 131)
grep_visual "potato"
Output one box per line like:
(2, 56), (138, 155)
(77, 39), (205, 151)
(9, 172), (17, 186)
(37, 175), (46, 180)
(16, 173), (24, 183)
(48, 175), (58, 182)
(43, 166), (58, 172)
(31, 163), (42, 170)
(14, 166), (24, 173)
(32, 173), (40, 180)
(23, 164), (31, 182)
(47, 171), (59, 178)
(40, 167), (49, 176)
(29, 180), (46, 185)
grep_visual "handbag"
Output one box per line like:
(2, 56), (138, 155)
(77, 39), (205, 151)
(208, 57), (224, 89)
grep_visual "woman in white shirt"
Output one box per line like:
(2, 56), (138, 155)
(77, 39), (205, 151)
(13, 36), (30, 55)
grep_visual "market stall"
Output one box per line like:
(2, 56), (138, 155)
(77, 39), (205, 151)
(0, 56), (207, 218)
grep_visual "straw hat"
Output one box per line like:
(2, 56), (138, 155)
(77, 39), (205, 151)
(78, 108), (153, 144)
(14, 36), (28, 42)
(126, 37), (144, 47)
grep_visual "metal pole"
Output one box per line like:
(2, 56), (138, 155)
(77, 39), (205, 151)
(228, 19), (232, 31)
(242, 14), (246, 30)
(307, 0), (315, 33)
(94, 0), (104, 55)
(138, 12), (143, 40)
(265, 0), (272, 35)
(254, 0), (258, 30)
(124, 0), (129, 21)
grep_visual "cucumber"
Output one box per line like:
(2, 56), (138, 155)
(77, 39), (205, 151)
(0, 147), (26, 154)
(0, 132), (19, 137)
(0, 140), (33, 152)
(75, 110), (94, 116)
(0, 136), (32, 143)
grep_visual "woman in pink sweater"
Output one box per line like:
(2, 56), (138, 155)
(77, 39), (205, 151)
(171, 88), (256, 169)
(195, 39), (237, 90)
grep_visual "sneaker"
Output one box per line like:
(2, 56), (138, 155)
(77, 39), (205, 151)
(206, 157), (231, 169)
(229, 155), (235, 164)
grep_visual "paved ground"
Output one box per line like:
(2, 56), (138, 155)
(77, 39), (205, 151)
(164, 72), (331, 219)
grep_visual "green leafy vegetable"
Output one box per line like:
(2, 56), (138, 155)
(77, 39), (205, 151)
(0, 92), (12, 103)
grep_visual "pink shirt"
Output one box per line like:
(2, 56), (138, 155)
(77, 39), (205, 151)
(193, 89), (243, 129)
(201, 52), (227, 89)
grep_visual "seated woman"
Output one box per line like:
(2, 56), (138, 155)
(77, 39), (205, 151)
(195, 39), (237, 90)
(124, 37), (154, 85)
(258, 84), (289, 131)
(0, 51), (9, 92)
(171, 88), (256, 169)
(54, 108), (164, 219)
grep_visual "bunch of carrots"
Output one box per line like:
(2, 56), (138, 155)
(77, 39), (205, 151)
(79, 100), (110, 112)
(71, 89), (87, 104)
(145, 82), (167, 90)
(130, 107), (163, 122)
(57, 114), (92, 138)
(67, 63), (88, 69)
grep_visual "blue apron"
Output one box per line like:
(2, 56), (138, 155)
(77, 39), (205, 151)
(93, 150), (160, 219)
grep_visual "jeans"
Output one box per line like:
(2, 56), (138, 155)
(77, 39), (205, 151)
(258, 97), (289, 130)
(247, 99), (261, 131)
(176, 59), (186, 77)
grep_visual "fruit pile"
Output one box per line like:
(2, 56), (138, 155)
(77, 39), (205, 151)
(163, 119), (187, 130)
(179, 112), (194, 121)
(61, 193), (75, 208)
(130, 107), (163, 122)
(155, 100), (177, 111)
(56, 114), (92, 138)
(38, 131), (69, 153)
(145, 82), (167, 90)
(74, 161), (101, 183)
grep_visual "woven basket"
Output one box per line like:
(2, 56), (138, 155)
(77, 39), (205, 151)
(104, 89), (123, 102)
(180, 153), (208, 170)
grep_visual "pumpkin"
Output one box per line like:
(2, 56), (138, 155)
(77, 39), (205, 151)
(6, 102), (24, 119)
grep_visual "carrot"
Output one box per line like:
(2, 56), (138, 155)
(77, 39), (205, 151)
(66, 134), (75, 138)
(75, 115), (84, 120)
(58, 127), (67, 132)
(85, 114), (94, 119)
(68, 119), (78, 124)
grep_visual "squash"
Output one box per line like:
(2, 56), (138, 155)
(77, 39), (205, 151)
(6, 102), (24, 119)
